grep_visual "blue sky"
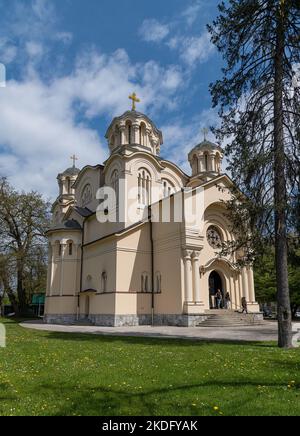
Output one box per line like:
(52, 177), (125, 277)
(0, 0), (223, 198)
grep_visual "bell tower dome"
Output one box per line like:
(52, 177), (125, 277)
(188, 139), (224, 182)
(52, 156), (80, 224)
(105, 93), (163, 156)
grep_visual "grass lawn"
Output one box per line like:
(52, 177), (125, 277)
(0, 318), (300, 416)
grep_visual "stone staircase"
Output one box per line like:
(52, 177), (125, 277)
(198, 310), (265, 327)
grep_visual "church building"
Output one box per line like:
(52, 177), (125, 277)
(44, 95), (261, 327)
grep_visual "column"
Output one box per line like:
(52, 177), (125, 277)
(47, 244), (54, 296)
(229, 276), (234, 310)
(60, 243), (67, 296)
(192, 251), (201, 303)
(133, 123), (139, 144)
(212, 154), (216, 172)
(247, 268), (256, 303)
(241, 267), (250, 302)
(119, 124), (126, 145)
(199, 156), (205, 172)
(146, 128), (151, 149)
(234, 274), (239, 311)
(183, 250), (193, 303)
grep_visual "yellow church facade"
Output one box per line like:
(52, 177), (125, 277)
(44, 103), (261, 327)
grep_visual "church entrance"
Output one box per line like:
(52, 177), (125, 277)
(209, 271), (224, 309)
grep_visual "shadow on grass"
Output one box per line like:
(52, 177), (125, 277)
(31, 377), (300, 416)
(38, 330), (280, 349)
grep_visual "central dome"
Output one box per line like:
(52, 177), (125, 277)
(105, 110), (163, 156)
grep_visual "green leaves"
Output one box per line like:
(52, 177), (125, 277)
(0, 178), (51, 313)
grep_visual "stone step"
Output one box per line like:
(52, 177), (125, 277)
(198, 310), (265, 327)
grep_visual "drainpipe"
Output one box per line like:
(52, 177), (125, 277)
(148, 205), (155, 327)
(78, 218), (86, 321)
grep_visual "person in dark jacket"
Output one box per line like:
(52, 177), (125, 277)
(241, 297), (248, 314)
(215, 289), (223, 309)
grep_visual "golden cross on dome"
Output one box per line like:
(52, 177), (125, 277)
(129, 92), (140, 111)
(201, 127), (209, 141)
(70, 154), (78, 167)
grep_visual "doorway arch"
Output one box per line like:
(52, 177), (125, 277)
(209, 271), (225, 309)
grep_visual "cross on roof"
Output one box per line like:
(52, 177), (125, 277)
(201, 127), (209, 141)
(129, 92), (140, 111)
(70, 154), (78, 168)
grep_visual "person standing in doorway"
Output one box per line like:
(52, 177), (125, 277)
(215, 289), (223, 309)
(225, 292), (231, 310)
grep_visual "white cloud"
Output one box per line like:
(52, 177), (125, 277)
(182, 1), (203, 26)
(0, 38), (18, 64)
(139, 4), (215, 68)
(0, 0), (72, 70)
(139, 19), (170, 43)
(0, 48), (186, 199)
(25, 41), (44, 58)
(175, 32), (215, 66)
(0, 78), (104, 198)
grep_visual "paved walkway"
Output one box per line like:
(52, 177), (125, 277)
(20, 320), (279, 343)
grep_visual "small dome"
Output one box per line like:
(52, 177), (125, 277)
(61, 166), (80, 177)
(189, 140), (223, 155)
(188, 140), (224, 179)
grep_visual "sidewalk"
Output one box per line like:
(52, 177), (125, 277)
(20, 320), (279, 342)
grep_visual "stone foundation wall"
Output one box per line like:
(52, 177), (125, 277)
(44, 314), (77, 325)
(44, 313), (209, 327)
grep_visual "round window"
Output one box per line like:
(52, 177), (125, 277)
(207, 226), (222, 249)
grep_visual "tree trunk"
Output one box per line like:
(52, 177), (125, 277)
(274, 8), (292, 348)
(17, 262), (27, 315)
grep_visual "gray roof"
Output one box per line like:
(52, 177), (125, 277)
(188, 140), (223, 159)
(74, 206), (94, 218)
(60, 166), (81, 177)
(47, 219), (82, 234)
(192, 140), (223, 151)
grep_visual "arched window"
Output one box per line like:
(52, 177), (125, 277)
(68, 241), (73, 256)
(141, 273), (150, 293)
(126, 121), (132, 144)
(111, 170), (119, 207)
(139, 122), (147, 146)
(101, 271), (107, 293)
(138, 168), (152, 206)
(110, 134), (115, 148)
(156, 273), (162, 293)
(162, 179), (175, 198)
(204, 153), (209, 171)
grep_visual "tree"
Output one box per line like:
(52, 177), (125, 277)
(254, 246), (300, 318)
(0, 178), (51, 315)
(208, 0), (300, 348)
